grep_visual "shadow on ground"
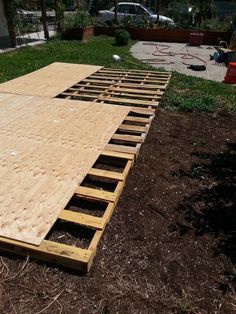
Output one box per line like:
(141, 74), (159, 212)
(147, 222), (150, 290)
(169, 142), (236, 288)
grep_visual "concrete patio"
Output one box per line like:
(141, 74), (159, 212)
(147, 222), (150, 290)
(0, 29), (55, 54)
(131, 41), (228, 82)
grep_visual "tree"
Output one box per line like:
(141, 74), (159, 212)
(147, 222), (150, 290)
(54, 0), (64, 34)
(39, 0), (49, 39)
(2, 0), (18, 47)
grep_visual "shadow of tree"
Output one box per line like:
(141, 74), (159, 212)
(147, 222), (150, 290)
(169, 143), (236, 263)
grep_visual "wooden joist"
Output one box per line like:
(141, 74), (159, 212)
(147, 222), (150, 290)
(119, 123), (147, 133)
(112, 133), (143, 143)
(88, 168), (125, 181)
(59, 210), (106, 230)
(109, 86), (164, 95)
(98, 96), (159, 107)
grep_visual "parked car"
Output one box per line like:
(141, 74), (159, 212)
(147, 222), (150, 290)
(99, 2), (175, 26)
(17, 9), (35, 23)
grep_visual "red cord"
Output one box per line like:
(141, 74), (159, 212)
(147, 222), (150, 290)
(143, 43), (207, 66)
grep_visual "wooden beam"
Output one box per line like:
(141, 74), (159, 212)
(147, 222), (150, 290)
(76, 186), (117, 202)
(59, 210), (106, 229)
(88, 168), (125, 181)
(101, 150), (134, 160)
(0, 237), (91, 272)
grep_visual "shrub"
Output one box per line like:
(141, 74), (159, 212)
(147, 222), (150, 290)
(114, 29), (130, 46)
(64, 11), (93, 30)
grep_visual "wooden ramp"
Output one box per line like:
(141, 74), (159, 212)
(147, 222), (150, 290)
(0, 63), (172, 271)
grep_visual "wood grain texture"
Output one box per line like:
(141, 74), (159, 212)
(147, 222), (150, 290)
(0, 93), (130, 245)
(0, 62), (102, 98)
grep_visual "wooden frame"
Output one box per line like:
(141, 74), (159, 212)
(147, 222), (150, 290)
(0, 109), (153, 272)
(0, 66), (171, 272)
(57, 68), (171, 109)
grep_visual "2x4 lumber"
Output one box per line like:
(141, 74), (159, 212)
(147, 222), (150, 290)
(101, 68), (171, 75)
(99, 96), (159, 107)
(89, 75), (123, 80)
(108, 73), (170, 79)
(101, 150), (134, 160)
(88, 168), (125, 181)
(83, 79), (117, 85)
(0, 238), (91, 272)
(119, 123), (147, 133)
(67, 87), (102, 94)
(105, 143), (138, 155)
(109, 86), (164, 95)
(60, 92), (97, 99)
(112, 133), (143, 143)
(99, 72), (170, 81)
(88, 229), (104, 255)
(130, 107), (155, 115)
(121, 78), (168, 84)
(65, 89), (161, 101)
(107, 92), (161, 100)
(59, 210), (105, 229)
(124, 116), (151, 124)
(116, 82), (167, 90)
(75, 84), (108, 90)
(114, 181), (125, 202)
(89, 75), (168, 84)
(123, 159), (134, 174)
(76, 186), (117, 202)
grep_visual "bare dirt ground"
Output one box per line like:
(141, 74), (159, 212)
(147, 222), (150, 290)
(0, 110), (235, 314)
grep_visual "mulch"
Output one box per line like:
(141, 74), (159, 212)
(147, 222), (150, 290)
(0, 110), (235, 314)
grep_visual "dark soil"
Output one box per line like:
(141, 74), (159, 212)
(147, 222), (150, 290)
(0, 110), (236, 314)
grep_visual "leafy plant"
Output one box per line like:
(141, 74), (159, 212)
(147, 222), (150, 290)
(64, 11), (93, 30)
(114, 29), (130, 46)
(15, 15), (41, 35)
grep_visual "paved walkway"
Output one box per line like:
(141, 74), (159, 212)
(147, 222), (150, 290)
(131, 41), (228, 82)
(0, 30), (55, 54)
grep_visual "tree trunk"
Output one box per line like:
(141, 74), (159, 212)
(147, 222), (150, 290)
(39, 0), (49, 39)
(54, 0), (64, 34)
(2, 0), (17, 47)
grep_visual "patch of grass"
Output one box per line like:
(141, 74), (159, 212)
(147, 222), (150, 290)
(162, 71), (236, 113)
(0, 36), (235, 113)
(0, 36), (151, 83)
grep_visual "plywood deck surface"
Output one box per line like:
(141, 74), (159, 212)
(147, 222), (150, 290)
(0, 62), (102, 98)
(0, 93), (130, 245)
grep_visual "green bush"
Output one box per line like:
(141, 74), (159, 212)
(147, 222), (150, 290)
(64, 11), (93, 30)
(114, 29), (130, 46)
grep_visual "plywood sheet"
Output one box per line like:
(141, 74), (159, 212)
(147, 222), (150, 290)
(0, 93), (130, 245)
(0, 62), (102, 98)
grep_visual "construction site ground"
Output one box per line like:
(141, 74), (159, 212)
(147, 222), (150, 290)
(0, 110), (235, 314)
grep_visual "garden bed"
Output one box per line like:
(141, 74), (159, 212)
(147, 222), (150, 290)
(0, 110), (235, 313)
(95, 26), (232, 45)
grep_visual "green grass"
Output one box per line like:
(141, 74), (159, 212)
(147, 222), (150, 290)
(0, 36), (235, 113)
(0, 36), (150, 83)
(162, 71), (236, 113)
